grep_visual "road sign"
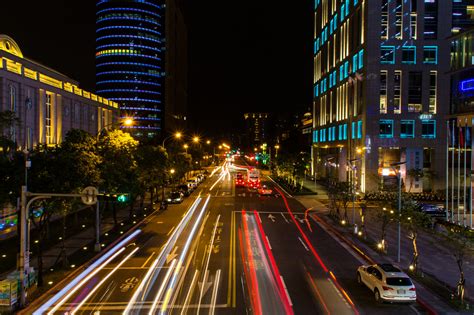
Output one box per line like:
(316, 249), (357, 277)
(81, 186), (98, 205)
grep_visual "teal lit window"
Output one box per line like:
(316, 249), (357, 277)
(352, 122), (356, 139)
(379, 120), (393, 138)
(332, 70), (337, 86)
(345, 0), (350, 15)
(354, 0), (358, 5)
(338, 125), (343, 140)
(400, 120), (415, 138)
(353, 54), (358, 72)
(314, 84), (319, 97)
(381, 46), (395, 64)
(358, 49), (364, 69)
(339, 65), (344, 81)
(357, 120), (362, 139)
(343, 124), (348, 140)
(402, 46), (416, 64)
(421, 120), (436, 139)
(344, 61), (349, 78)
(341, 4), (345, 21)
(423, 46), (438, 64)
(334, 14), (338, 27)
(313, 130), (318, 143)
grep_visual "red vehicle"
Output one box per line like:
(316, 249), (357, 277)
(235, 173), (246, 187)
(247, 169), (260, 190)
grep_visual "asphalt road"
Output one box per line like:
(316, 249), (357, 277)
(33, 160), (426, 315)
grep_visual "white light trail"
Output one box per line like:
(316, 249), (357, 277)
(71, 247), (140, 314)
(209, 270), (222, 315)
(34, 229), (141, 315)
(148, 259), (177, 315)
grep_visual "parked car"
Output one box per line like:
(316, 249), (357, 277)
(417, 203), (446, 218)
(166, 191), (183, 204)
(357, 263), (416, 303)
(177, 184), (191, 196)
(187, 178), (198, 189)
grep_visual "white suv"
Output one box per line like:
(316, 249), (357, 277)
(357, 264), (416, 303)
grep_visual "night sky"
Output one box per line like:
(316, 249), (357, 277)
(0, 0), (313, 136)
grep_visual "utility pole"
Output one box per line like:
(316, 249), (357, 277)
(391, 161), (406, 263)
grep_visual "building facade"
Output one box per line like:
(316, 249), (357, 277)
(96, 0), (164, 139)
(164, 0), (188, 133)
(448, 27), (474, 226)
(0, 35), (118, 150)
(243, 113), (270, 150)
(312, 0), (471, 193)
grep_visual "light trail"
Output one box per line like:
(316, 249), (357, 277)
(70, 247), (140, 314)
(209, 270), (221, 315)
(159, 195), (211, 314)
(123, 197), (203, 315)
(180, 270), (199, 315)
(148, 259), (177, 315)
(253, 210), (294, 314)
(34, 229), (141, 315)
(274, 187), (360, 315)
(197, 214), (221, 314)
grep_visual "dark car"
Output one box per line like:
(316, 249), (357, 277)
(177, 184), (191, 196)
(418, 203), (446, 218)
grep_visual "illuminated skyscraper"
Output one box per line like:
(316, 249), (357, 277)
(96, 0), (163, 139)
(311, 0), (473, 193)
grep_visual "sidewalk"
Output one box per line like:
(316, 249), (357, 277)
(295, 195), (459, 314)
(293, 177), (329, 200)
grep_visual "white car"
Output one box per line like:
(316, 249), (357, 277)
(357, 263), (416, 303)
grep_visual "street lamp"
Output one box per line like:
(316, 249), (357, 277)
(206, 140), (211, 145)
(348, 158), (361, 230)
(390, 161), (407, 263)
(162, 132), (182, 148)
(183, 144), (189, 154)
(193, 136), (200, 143)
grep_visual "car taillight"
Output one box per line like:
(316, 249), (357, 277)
(382, 286), (394, 291)
(409, 288), (416, 291)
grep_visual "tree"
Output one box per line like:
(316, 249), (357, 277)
(399, 198), (432, 273)
(371, 206), (395, 253)
(0, 110), (20, 154)
(445, 226), (473, 303)
(98, 129), (139, 223)
(136, 145), (168, 208)
(337, 182), (352, 223)
(406, 169), (424, 193)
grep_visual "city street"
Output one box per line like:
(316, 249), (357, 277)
(30, 162), (427, 314)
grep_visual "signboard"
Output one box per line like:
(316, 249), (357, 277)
(0, 279), (18, 306)
(81, 186), (98, 205)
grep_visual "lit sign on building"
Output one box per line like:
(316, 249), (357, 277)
(460, 78), (474, 92)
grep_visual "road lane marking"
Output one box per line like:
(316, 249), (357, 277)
(180, 270), (200, 315)
(197, 214), (221, 314)
(307, 272), (330, 315)
(209, 270), (222, 315)
(266, 236), (272, 250)
(141, 251), (155, 268)
(227, 210), (235, 306)
(167, 225), (176, 236)
(148, 259), (177, 315)
(70, 247), (140, 315)
(298, 237), (309, 251)
(280, 213), (289, 223)
(280, 276), (293, 306)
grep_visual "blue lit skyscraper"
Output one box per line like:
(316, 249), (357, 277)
(96, 0), (163, 138)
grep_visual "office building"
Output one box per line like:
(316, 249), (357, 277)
(448, 27), (474, 226)
(311, 0), (469, 192)
(164, 0), (189, 132)
(96, 0), (164, 139)
(243, 113), (269, 150)
(0, 35), (118, 150)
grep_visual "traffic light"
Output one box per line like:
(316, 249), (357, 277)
(117, 194), (129, 203)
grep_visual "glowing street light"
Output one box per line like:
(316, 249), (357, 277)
(162, 132), (183, 148)
(193, 136), (200, 143)
(170, 168), (175, 175)
(206, 140), (211, 145)
(183, 144), (189, 154)
(123, 117), (134, 126)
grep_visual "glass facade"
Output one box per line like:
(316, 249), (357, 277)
(96, 0), (163, 138)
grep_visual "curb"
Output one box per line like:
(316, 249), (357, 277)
(309, 212), (438, 315)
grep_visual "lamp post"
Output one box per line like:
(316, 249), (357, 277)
(390, 161), (407, 263)
(162, 132), (182, 149)
(183, 144), (189, 154)
(348, 158), (360, 230)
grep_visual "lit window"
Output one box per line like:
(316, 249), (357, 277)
(352, 121), (356, 139)
(313, 130), (318, 143)
(423, 46), (438, 64)
(358, 49), (364, 69)
(400, 120), (415, 138)
(353, 54), (358, 72)
(379, 120), (393, 138)
(381, 46), (395, 64)
(402, 46), (416, 64)
(357, 121), (363, 139)
(421, 120), (436, 139)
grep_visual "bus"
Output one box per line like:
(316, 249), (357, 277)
(247, 168), (260, 189)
